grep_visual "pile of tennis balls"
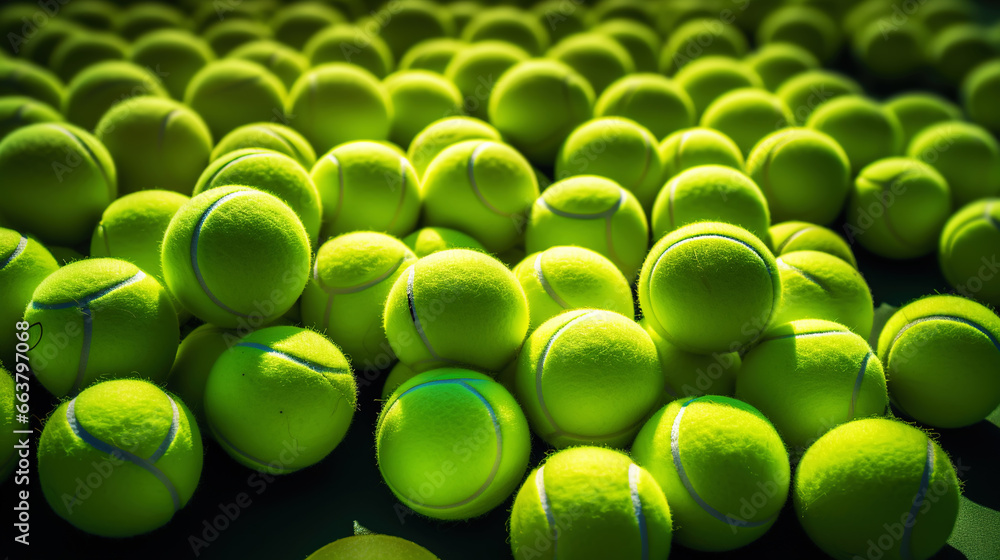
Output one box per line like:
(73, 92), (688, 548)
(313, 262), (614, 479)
(1, 0), (999, 557)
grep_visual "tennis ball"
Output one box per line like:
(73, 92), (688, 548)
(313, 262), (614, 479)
(774, 250), (874, 338)
(399, 38), (465, 74)
(311, 141), (420, 239)
(64, 60), (168, 131)
(384, 70), (464, 148)
(651, 164), (771, 243)
(129, 30), (216, 101)
(406, 116), (502, 177)
(776, 69), (862, 123)
(659, 18), (749, 75)
(381, 360), (419, 401)
(62, 1), (118, 31)
(0, 367), (13, 480)
(38, 379), (202, 537)
(204, 20), (272, 57)
(588, 0), (654, 25)
(673, 56), (764, 118)
(161, 186), (311, 328)
(0, 59), (64, 110)
(593, 19), (660, 74)
(184, 59), (287, 141)
(631, 396), (789, 551)
(929, 23), (997, 85)
(167, 323), (240, 427)
(514, 309), (662, 448)
(193, 148), (322, 244)
(402, 227), (485, 257)
(532, 0), (588, 43)
(488, 59), (595, 166)
(370, 0), (455, 61)
(211, 122), (316, 169)
(509, 446), (673, 560)
(735, 319), (888, 453)
(383, 249), (529, 373)
(908, 121), (1000, 208)
(377, 368), (530, 519)
(303, 25), (395, 79)
(116, 3), (185, 41)
(190, 2), (262, 32)
(770, 221), (858, 268)
(846, 157), (951, 259)
(878, 294), (1000, 428)
(19, 19), (80, 67)
(286, 63), (392, 155)
(747, 127), (851, 225)
(914, 0), (974, 32)
(640, 318), (740, 400)
(462, 7), (549, 56)
(205, 325), (356, 474)
(0, 228), (59, 370)
(25, 258), (179, 397)
(306, 534), (439, 560)
(228, 40), (310, 91)
(744, 43), (820, 92)
(700, 88), (795, 156)
(885, 92), (963, 148)
(0, 96), (62, 139)
(512, 246), (633, 331)
(422, 140), (539, 253)
(939, 198), (1000, 308)
(640, 221), (780, 354)
(757, 6), (841, 63)
(269, 2), (345, 51)
(442, 41), (529, 122)
(526, 176), (649, 280)
(547, 33), (635, 96)
(0, 123), (116, 246)
(659, 127), (745, 180)
(594, 73), (696, 141)
(852, 17), (928, 80)
(50, 32), (129, 82)
(794, 418), (961, 560)
(806, 96), (904, 174)
(962, 59), (1000, 133)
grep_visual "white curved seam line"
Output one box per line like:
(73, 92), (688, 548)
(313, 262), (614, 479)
(629, 463), (650, 560)
(536, 466), (557, 556)
(604, 190), (628, 269)
(534, 253), (570, 308)
(316, 256), (410, 295)
(468, 142), (512, 218)
(0, 234), (27, 270)
(192, 191), (253, 318)
(235, 342), (351, 374)
(848, 352), (872, 420)
(890, 315), (1000, 354)
(900, 440), (934, 560)
(537, 191), (622, 220)
(407, 266), (443, 363)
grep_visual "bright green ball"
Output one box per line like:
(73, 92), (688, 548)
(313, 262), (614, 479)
(640, 318), (740, 401)
(0, 228), (59, 370)
(659, 18), (749, 75)
(595, 73), (696, 141)
(673, 56), (763, 118)
(878, 294), (1000, 428)
(0, 123), (116, 246)
(19, 19), (80, 67)
(775, 69), (861, 123)
(227, 40), (310, 91)
(384, 70), (464, 148)
(884, 92), (963, 148)
(593, 19), (660, 74)
(0, 59), (64, 110)
(167, 323), (241, 427)
(38, 379), (202, 537)
(161, 186), (311, 328)
(907, 121), (1000, 208)
(510, 446), (673, 560)
(116, 3), (185, 41)
(269, 2), (345, 51)
(306, 534), (439, 560)
(50, 32), (129, 82)
(806, 96), (904, 174)
(205, 325), (356, 473)
(659, 127), (744, 180)
(774, 250), (873, 338)
(794, 418), (960, 560)
(462, 6), (549, 56)
(852, 17), (928, 80)
(547, 33), (635, 95)
(399, 38), (466, 74)
(757, 5), (841, 63)
(929, 23), (997, 85)
(735, 319), (888, 453)
(383, 249), (528, 373)
(700, 87), (795, 156)
(747, 127), (851, 225)
(129, 30), (216, 101)
(371, 0), (455, 61)
(0, 95), (62, 139)
(303, 25), (395, 79)
(402, 227), (485, 257)
(203, 19), (273, 57)
(514, 309), (662, 448)
(962, 58), (1000, 133)
(311, 140), (421, 239)
(531, 0), (589, 43)
(771, 221), (857, 268)
(61, 1), (118, 31)
(377, 368), (530, 519)
(744, 43), (820, 92)
(406, 116), (502, 177)
(64, 60), (168, 130)
(25, 258), (179, 397)
(211, 122), (316, 169)
(443, 40), (529, 122)
(0, 368), (13, 480)
(939, 198), (1000, 308)
(185, 59), (287, 141)
(587, 0), (655, 26)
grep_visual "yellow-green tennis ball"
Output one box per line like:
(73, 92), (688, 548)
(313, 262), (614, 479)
(700, 88), (795, 156)
(509, 446), (673, 560)
(311, 140), (421, 239)
(939, 198), (1000, 307)
(381, 360), (418, 401)
(651, 164), (771, 244)
(587, 0), (654, 26)
(383, 249), (528, 373)
(877, 294), (1000, 428)
(95, 96), (212, 196)
(659, 127), (745, 181)
(306, 534), (440, 560)
(269, 2), (345, 51)
(302, 232), (416, 370)
(193, 148), (322, 244)
(50, 32), (129, 82)
(546, 33), (635, 96)
(38, 379), (202, 537)
(0, 367), (13, 480)
(462, 6), (549, 56)
(211, 122), (317, 169)
(402, 227), (486, 257)
(659, 18), (749, 75)
(929, 23), (997, 85)
(673, 56), (763, 118)
(303, 25), (395, 79)
(161, 186), (311, 328)
(25, 258), (179, 397)
(774, 250), (874, 338)
(286, 63), (392, 155)
(532, 0), (589, 44)
(744, 43), (820, 92)
(909, 121), (1000, 208)
(0, 228), (59, 370)
(962, 59), (1000, 134)
(776, 69), (862, 123)
(203, 19), (272, 57)
(407, 116), (502, 177)
(116, 3), (185, 41)
(129, 30), (215, 101)
(443, 40), (530, 121)
(525, 176), (649, 280)
(399, 38), (465, 74)
(884, 92), (963, 148)
(384, 70), (464, 148)
(62, 1), (118, 31)
(806, 96), (904, 175)
(747, 127), (851, 225)
(167, 323), (240, 427)
(640, 318), (740, 401)
(852, 17), (928, 80)
(376, 368), (530, 519)
(64, 60), (168, 130)
(205, 325), (356, 473)
(190, 2), (262, 32)
(227, 40), (310, 91)
(846, 157), (951, 259)
(512, 246), (633, 332)
(19, 18), (80, 67)
(0, 123), (116, 246)
(913, 0), (974, 32)
(0, 95), (62, 140)
(184, 59), (287, 141)
(593, 19), (660, 74)
(794, 418), (960, 560)
(757, 5), (841, 63)
(514, 309), (662, 448)
(369, 0), (455, 61)
(631, 396), (789, 551)
(422, 140), (539, 253)
(735, 319), (888, 453)
(595, 73), (696, 141)
(488, 59), (594, 166)
(0, 59), (65, 110)
(771, 221), (857, 267)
